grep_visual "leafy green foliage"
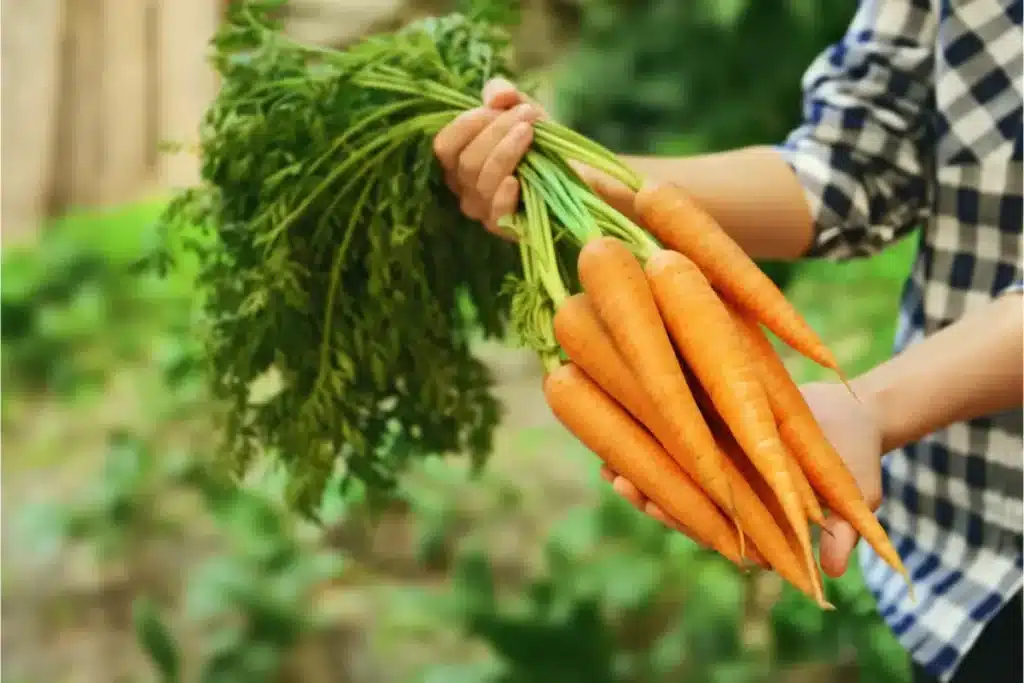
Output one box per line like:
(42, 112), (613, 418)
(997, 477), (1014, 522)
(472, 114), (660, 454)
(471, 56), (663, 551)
(135, 597), (182, 683)
(427, 476), (911, 683)
(552, 0), (859, 291)
(41, 433), (190, 561)
(158, 1), (534, 515)
(36, 429), (345, 683)
(1, 202), (196, 401)
(555, 0), (856, 154)
(177, 474), (345, 682)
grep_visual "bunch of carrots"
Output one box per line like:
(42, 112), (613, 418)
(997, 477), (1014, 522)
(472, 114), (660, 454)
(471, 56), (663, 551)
(175, 1), (905, 603)
(525, 181), (910, 608)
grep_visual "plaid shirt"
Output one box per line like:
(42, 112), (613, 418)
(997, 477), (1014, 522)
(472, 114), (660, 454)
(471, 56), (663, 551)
(777, 0), (1023, 680)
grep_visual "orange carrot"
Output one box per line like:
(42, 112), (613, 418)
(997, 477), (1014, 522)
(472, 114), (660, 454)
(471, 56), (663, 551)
(687, 363), (827, 604)
(787, 448), (827, 526)
(553, 293), (819, 599)
(688, 362), (821, 524)
(576, 237), (736, 517)
(634, 182), (841, 375)
(645, 249), (819, 592)
(715, 424), (829, 607)
(543, 363), (743, 564)
(727, 306), (908, 579)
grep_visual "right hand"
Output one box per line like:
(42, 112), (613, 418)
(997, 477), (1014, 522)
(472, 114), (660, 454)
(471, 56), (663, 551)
(434, 78), (641, 239)
(433, 78), (543, 239)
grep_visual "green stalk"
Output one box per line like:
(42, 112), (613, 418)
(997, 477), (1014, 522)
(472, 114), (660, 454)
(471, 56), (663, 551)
(314, 177), (377, 393)
(579, 191), (661, 258)
(258, 109), (458, 246)
(355, 66), (642, 189)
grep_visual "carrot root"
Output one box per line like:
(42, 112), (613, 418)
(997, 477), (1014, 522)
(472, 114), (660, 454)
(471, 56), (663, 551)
(544, 363), (744, 564)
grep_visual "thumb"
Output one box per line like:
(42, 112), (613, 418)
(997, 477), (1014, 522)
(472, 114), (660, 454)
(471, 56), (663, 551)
(820, 517), (860, 578)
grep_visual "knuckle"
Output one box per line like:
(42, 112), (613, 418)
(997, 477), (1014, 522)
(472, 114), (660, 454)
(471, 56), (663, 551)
(459, 196), (481, 220)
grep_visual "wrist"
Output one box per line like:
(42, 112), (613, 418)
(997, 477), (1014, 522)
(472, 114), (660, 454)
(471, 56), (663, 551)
(848, 292), (1024, 456)
(849, 368), (905, 454)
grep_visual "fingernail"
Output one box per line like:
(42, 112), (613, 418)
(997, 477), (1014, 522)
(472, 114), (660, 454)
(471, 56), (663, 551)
(511, 122), (532, 138)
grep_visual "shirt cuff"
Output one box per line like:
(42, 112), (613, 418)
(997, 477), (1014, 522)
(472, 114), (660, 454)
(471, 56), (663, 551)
(774, 140), (864, 260)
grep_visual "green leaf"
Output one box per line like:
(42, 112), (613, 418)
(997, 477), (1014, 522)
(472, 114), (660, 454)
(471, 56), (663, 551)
(133, 597), (181, 683)
(452, 548), (496, 616)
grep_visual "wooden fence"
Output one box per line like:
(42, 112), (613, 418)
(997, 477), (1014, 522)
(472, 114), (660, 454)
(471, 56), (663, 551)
(1, 0), (220, 245)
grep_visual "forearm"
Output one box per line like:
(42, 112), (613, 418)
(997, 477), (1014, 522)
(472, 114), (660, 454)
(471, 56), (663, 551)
(852, 293), (1024, 453)
(611, 147), (816, 260)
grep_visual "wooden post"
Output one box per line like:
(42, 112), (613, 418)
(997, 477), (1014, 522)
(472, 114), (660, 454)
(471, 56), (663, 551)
(155, 0), (220, 190)
(0, 0), (66, 244)
(53, 0), (105, 209)
(98, 0), (154, 203)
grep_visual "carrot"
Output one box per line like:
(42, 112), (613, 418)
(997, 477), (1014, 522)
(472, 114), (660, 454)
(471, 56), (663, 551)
(687, 361), (820, 525)
(787, 447), (827, 526)
(553, 293), (820, 599)
(551, 292), (740, 558)
(644, 248), (819, 594)
(726, 306), (909, 580)
(543, 363), (743, 564)
(576, 237), (736, 518)
(715, 423), (830, 607)
(685, 363), (827, 604)
(633, 182), (841, 376)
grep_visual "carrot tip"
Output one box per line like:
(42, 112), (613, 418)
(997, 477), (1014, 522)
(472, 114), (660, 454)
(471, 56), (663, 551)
(902, 571), (917, 604)
(835, 371), (861, 404)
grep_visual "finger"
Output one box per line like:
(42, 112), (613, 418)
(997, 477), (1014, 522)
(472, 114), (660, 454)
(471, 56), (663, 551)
(457, 103), (541, 190)
(433, 108), (500, 172)
(482, 77), (525, 109)
(476, 122), (533, 201)
(599, 464), (617, 483)
(820, 517), (859, 578)
(485, 177), (521, 241)
(569, 161), (640, 222)
(612, 476), (646, 511)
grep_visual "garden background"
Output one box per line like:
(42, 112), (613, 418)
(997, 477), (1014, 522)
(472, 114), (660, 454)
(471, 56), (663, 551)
(2, 1), (919, 681)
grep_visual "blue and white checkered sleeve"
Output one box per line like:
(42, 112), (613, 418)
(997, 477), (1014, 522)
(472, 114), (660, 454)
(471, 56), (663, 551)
(776, 0), (937, 259)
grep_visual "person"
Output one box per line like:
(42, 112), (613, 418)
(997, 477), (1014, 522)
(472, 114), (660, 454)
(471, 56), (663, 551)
(432, 1), (1023, 682)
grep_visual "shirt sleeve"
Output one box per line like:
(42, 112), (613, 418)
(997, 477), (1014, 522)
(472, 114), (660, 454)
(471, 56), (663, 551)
(776, 0), (937, 259)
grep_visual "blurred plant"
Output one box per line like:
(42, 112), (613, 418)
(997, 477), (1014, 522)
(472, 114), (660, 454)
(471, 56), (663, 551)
(137, 463), (345, 683)
(29, 432), (346, 683)
(1, 202), (199, 403)
(38, 432), (191, 566)
(553, 0), (858, 292)
(408, 462), (910, 683)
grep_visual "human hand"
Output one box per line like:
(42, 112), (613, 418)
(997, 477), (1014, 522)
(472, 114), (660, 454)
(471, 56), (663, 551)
(433, 78), (543, 239)
(433, 78), (640, 239)
(601, 381), (884, 578)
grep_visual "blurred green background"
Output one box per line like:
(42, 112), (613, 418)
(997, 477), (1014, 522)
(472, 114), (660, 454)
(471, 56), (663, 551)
(2, 1), (919, 681)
